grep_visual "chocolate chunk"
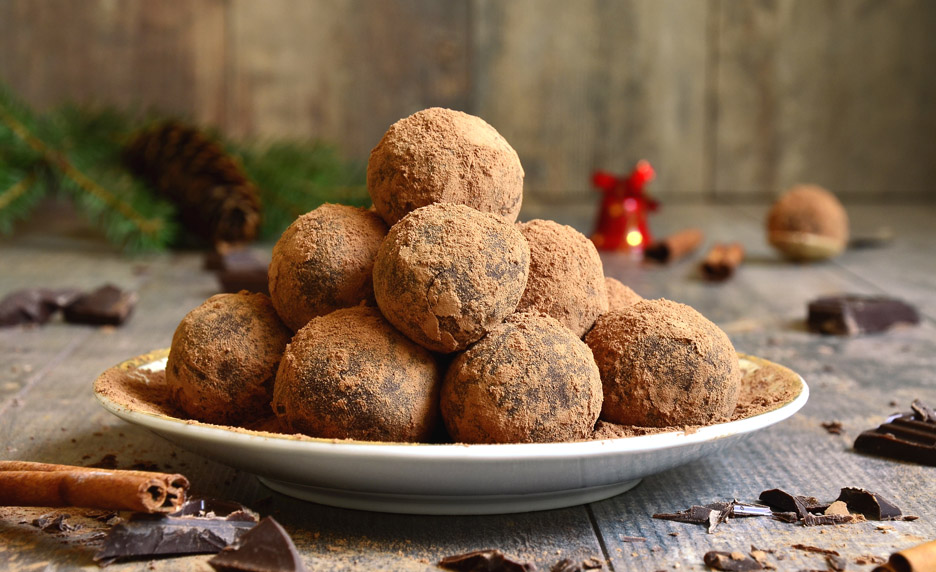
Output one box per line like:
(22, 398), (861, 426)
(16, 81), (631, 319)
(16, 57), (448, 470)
(439, 549), (537, 572)
(32, 513), (79, 533)
(550, 557), (603, 572)
(758, 489), (828, 517)
(821, 421), (844, 434)
(835, 487), (903, 521)
(208, 248), (270, 295)
(208, 517), (305, 572)
(807, 295), (919, 335)
(94, 510), (257, 565)
(63, 284), (137, 326)
(703, 551), (763, 571)
(854, 402), (936, 466)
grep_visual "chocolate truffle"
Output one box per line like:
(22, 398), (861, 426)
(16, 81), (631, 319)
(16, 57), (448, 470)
(268, 204), (388, 331)
(373, 203), (530, 353)
(605, 277), (643, 313)
(766, 184), (849, 261)
(441, 312), (602, 444)
(515, 219), (608, 337)
(272, 306), (440, 442)
(585, 299), (741, 427)
(367, 107), (524, 227)
(166, 291), (291, 425)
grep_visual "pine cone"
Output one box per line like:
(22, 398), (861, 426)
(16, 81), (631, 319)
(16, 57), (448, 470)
(125, 121), (261, 245)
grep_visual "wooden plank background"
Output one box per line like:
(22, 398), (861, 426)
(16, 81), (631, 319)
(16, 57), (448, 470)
(1, 0), (934, 207)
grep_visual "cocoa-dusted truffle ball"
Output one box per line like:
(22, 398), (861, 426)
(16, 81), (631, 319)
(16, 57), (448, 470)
(268, 204), (388, 331)
(166, 292), (291, 425)
(515, 219), (608, 337)
(585, 299), (740, 427)
(767, 184), (849, 261)
(272, 306), (440, 442)
(367, 107), (524, 227)
(373, 203), (530, 353)
(441, 312), (602, 444)
(605, 277), (643, 313)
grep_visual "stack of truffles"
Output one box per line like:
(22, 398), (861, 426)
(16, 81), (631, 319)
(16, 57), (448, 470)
(165, 107), (742, 444)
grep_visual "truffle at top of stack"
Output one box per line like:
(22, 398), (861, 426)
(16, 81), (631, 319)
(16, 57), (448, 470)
(268, 204), (388, 332)
(515, 219), (609, 338)
(367, 107), (524, 227)
(604, 277), (643, 313)
(373, 202), (530, 354)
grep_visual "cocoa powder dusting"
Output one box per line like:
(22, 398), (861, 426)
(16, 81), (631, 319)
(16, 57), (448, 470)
(165, 291), (291, 425)
(367, 107), (524, 227)
(373, 203), (530, 353)
(605, 277), (643, 313)
(585, 299), (741, 427)
(514, 219), (609, 337)
(268, 204), (388, 332)
(441, 312), (602, 444)
(272, 306), (441, 443)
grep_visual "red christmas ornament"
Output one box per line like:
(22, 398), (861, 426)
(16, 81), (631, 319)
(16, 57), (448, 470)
(590, 160), (659, 254)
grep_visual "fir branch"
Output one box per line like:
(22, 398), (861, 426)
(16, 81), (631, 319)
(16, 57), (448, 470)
(0, 93), (175, 251)
(0, 170), (44, 234)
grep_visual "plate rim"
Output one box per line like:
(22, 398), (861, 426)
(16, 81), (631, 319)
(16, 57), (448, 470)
(93, 349), (809, 461)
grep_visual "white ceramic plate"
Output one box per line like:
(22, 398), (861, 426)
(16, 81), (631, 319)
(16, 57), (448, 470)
(94, 351), (808, 515)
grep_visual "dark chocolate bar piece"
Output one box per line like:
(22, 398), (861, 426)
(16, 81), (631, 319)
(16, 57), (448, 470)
(836, 487), (903, 521)
(94, 511), (257, 565)
(855, 418), (936, 466)
(206, 248), (270, 295)
(807, 295), (919, 335)
(63, 284), (137, 326)
(439, 549), (536, 572)
(208, 517), (306, 572)
(0, 288), (83, 327)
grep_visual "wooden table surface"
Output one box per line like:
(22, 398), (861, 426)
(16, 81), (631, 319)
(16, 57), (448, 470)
(1, 201), (934, 571)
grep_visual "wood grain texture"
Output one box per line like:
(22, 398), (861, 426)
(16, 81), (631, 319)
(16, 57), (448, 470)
(713, 0), (936, 199)
(473, 0), (708, 202)
(2, 202), (936, 570)
(226, 0), (470, 159)
(0, 0), (227, 125)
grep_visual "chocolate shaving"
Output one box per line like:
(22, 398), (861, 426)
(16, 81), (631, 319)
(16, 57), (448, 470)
(821, 421), (844, 435)
(550, 557), (603, 572)
(791, 544), (840, 556)
(439, 549), (537, 572)
(703, 551), (763, 571)
(32, 513), (79, 533)
(208, 517), (306, 572)
(836, 487), (903, 521)
(911, 399), (935, 423)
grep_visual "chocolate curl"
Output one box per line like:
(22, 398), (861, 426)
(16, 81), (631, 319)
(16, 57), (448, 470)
(701, 242), (745, 281)
(0, 460), (189, 513)
(874, 539), (936, 572)
(645, 228), (704, 263)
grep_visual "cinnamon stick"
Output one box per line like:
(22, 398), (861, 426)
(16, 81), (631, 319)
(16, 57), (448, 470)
(645, 229), (704, 263)
(874, 539), (936, 572)
(0, 460), (189, 513)
(701, 242), (745, 281)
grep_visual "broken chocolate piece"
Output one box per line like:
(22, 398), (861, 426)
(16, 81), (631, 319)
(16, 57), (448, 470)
(208, 248), (270, 295)
(791, 544), (839, 556)
(836, 487), (903, 521)
(439, 549), (537, 572)
(854, 407), (936, 466)
(208, 517), (305, 572)
(807, 295), (919, 335)
(703, 551), (763, 571)
(758, 489), (828, 517)
(63, 284), (137, 326)
(32, 512), (79, 533)
(94, 507), (258, 565)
